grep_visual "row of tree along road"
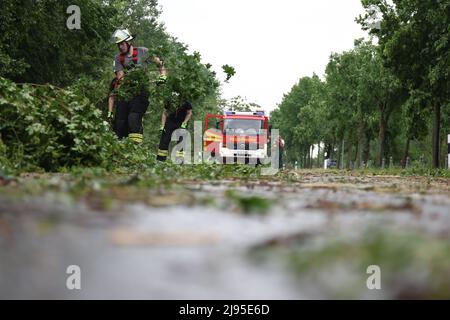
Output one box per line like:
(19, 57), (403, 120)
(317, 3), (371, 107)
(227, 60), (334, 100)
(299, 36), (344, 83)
(271, 0), (450, 170)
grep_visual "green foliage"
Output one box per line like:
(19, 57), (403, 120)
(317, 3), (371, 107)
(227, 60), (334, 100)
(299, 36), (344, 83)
(0, 0), (228, 170)
(222, 64), (236, 82)
(0, 76), (158, 172)
(339, 167), (450, 178)
(358, 0), (450, 168)
(271, 74), (326, 165)
(270, 40), (429, 169)
(222, 96), (262, 112)
(0, 77), (106, 171)
(0, 0), (118, 86)
(358, 0), (450, 94)
(225, 190), (272, 214)
(269, 1), (450, 169)
(112, 65), (160, 101)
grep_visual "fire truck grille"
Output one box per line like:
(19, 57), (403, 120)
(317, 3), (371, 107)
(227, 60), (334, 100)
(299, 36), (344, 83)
(229, 142), (259, 150)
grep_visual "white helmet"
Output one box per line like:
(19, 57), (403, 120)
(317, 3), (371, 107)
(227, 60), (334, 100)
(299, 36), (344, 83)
(111, 29), (134, 44)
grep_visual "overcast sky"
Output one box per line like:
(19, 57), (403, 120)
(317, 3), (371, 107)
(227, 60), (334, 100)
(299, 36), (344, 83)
(158, 0), (368, 113)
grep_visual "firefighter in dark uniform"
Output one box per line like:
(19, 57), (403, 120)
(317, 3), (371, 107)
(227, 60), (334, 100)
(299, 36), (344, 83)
(157, 93), (193, 162)
(111, 29), (166, 143)
(270, 131), (285, 169)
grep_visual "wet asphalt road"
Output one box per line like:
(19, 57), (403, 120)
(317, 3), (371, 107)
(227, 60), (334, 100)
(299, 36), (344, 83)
(1, 173), (449, 299)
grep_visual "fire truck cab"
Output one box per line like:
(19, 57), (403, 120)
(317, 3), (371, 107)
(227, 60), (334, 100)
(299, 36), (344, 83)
(204, 111), (269, 164)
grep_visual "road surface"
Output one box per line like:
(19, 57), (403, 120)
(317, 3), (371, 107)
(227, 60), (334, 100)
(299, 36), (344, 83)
(1, 171), (449, 299)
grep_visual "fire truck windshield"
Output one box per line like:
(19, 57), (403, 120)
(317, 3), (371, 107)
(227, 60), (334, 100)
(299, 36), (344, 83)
(224, 119), (264, 136)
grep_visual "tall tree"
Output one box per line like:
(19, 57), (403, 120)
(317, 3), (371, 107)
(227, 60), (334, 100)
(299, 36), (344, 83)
(358, 0), (450, 168)
(0, 0), (118, 85)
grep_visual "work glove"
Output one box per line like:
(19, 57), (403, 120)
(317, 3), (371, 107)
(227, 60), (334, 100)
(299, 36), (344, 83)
(156, 74), (167, 85)
(107, 111), (114, 119)
(159, 124), (165, 133)
(180, 122), (187, 129)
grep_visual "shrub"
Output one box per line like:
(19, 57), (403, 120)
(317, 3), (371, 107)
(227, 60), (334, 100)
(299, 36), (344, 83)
(0, 76), (156, 172)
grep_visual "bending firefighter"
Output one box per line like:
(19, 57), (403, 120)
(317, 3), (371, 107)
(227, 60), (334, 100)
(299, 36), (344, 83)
(111, 29), (167, 143)
(157, 93), (193, 162)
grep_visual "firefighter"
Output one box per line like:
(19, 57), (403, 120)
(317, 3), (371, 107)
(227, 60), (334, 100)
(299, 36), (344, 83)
(271, 133), (285, 169)
(111, 29), (167, 143)
(157, 93), (193, 162)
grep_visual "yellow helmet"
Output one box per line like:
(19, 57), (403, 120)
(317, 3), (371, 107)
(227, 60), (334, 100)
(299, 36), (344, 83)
(111, 29), (134, 44)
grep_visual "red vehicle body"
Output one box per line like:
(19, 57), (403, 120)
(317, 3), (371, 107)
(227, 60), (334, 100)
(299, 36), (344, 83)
(204, 111), (269, 164)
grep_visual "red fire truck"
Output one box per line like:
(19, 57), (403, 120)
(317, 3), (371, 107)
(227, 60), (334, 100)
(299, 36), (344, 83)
(204, 111), (269, 164)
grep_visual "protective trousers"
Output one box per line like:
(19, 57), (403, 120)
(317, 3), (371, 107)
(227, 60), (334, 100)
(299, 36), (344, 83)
(115, 92), (149, 143)
(157, 118), (185, 162)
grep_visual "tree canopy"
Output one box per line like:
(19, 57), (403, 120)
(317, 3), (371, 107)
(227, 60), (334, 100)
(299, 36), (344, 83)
(270, 0), (450, 169)
(0, 0), (233, 172)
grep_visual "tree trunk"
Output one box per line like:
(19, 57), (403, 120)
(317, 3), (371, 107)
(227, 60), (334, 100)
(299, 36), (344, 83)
(355, 121), (365, 168)
(305, 148), (309, 169)
(354, 140), (360, 168)
(363, 132), (370, 166)
(317, 142), (321, 168)
(354, 129), (361, 168)
(307, 146), (310, 169)
(303, 148), (307, 169)
(330, 138), (335, 161)
(304, 148), (308, 169)
(376, 112), (386, 168)
(326, 143), (332, 160)
(432, 104), (441, 168)
(401, 136), (411, 169)
(347, 129), (353, 169)
(441, 131), (447, 168)
(337, 137), (344, 169)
